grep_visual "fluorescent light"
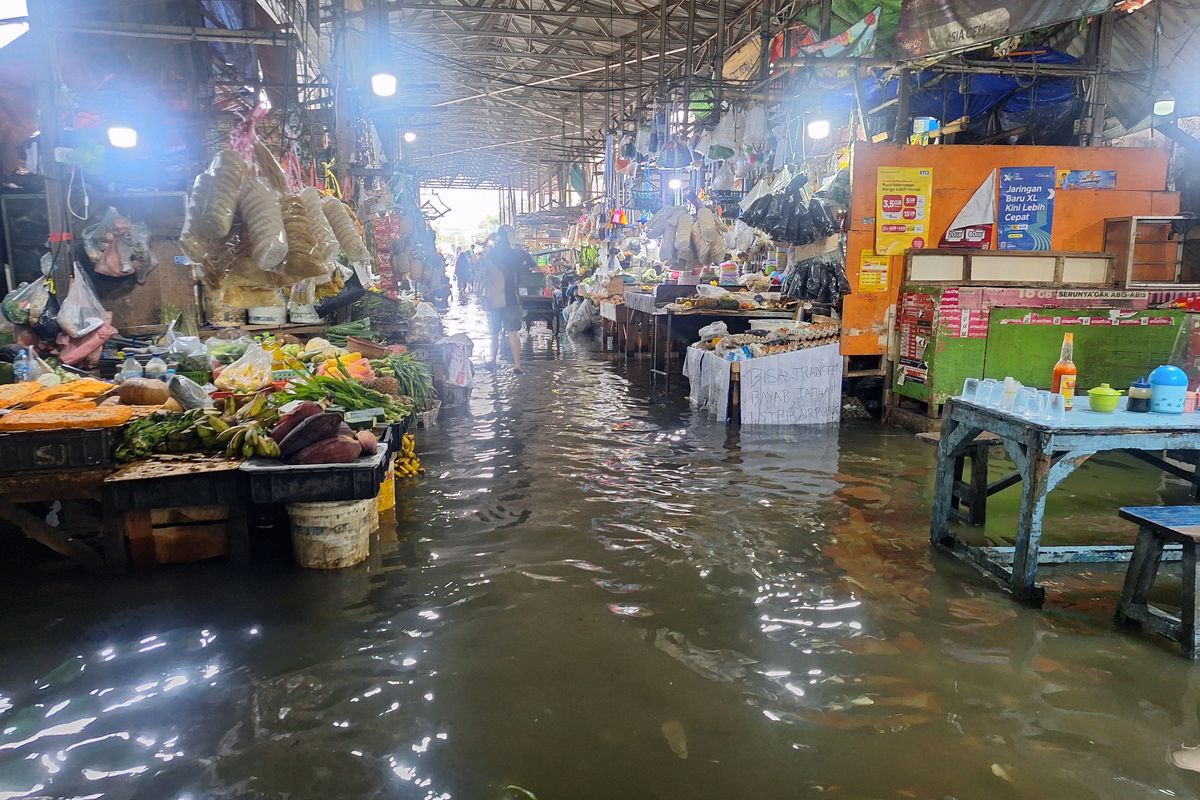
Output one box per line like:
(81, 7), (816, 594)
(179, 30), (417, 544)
(371, 72), (397, 97)
(560, 237), (569, 244)
(1153, 92), (1175, 116)
(107, 126), (138, 148)
(403, 131), (417, 143)
(667, 178), (682, 190)
(807, 119), (831, 139)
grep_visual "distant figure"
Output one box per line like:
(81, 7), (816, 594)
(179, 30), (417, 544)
(481, 226), (533, 373)
(455, 248), (473, 295)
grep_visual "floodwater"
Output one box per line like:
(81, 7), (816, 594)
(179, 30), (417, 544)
(3, 302), (1200, 800)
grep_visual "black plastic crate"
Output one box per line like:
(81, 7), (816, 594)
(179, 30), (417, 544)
(0, 428), (118, 474)
(239, 450), (388, 504)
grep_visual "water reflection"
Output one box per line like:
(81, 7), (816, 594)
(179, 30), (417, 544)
(1, 302), (1199, 797)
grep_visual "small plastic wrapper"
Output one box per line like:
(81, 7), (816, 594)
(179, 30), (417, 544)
(322, 195), (370, 263)
(238, 177), (288, 271)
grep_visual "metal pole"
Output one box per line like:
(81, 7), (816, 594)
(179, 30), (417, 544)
(658, 0), (668, 96)
(27, 0), (71, 297)
(758, 0), (773, 85)
(684, 0), (696, 122)
(852, 67), (869, 141)
(1088, 12), (1114, 145)
(715, 0), (727, 112)
(635, 18), (643, 115)
(893, 68), (911, 143)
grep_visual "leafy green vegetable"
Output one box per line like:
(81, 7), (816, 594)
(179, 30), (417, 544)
(369, 353), (434, 409)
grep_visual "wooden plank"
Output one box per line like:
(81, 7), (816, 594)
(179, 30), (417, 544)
(150, 505), (228, 525)
(0, 499), (104, 570)
(124, 510), (155, 569)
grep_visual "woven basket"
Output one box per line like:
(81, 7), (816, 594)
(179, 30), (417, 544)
(417, 400), (442, 429)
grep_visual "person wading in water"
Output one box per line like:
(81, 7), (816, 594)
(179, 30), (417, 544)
(480, 225), (532, 373)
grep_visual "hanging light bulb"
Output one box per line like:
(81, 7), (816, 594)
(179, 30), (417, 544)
(371, 72), (398, 97)
(1154, 91), (1176, 117)
(107, 126), (138, 148)
(403, 131), (418, 143)
(667, 178), (683, 190)
(807, 119), (831, 139)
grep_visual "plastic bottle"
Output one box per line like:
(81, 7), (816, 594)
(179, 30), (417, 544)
(118, 352), (143, 382)
(1051, 332), (1077, 410)
(13, 347), (30, 383)
(145, 355), (168, 381)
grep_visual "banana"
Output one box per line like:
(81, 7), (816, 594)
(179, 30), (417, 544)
(209, 416), (230, 434)
(242, 440), (256, 459)
(254, 434), (273, 458)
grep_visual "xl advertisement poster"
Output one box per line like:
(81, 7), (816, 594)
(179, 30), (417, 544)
(997, 167), (1055, 251)
(876, 166), (932, 255)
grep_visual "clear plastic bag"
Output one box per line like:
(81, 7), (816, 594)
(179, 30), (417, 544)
(289, 279), (316, 306)
(206, 329), (253, 365)
(278, 195), (326, 281)
(84, 207), (154, 278)
(182, 150), (247, 242)
(168, 373), (214, 409)
(321, 195), (370, 263)
(407, 302), (443, 344)
(2, 277), (50, 325)
(299, 186), (339, 263)
(238, 177), (288, 270)
(214, 341), (274, 393)
(57, 268), (107, 338)
(162, 320), (210, 373)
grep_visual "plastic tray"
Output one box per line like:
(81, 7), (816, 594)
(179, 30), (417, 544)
(239, 449), (388, 503)
(0, 427), (118, 474)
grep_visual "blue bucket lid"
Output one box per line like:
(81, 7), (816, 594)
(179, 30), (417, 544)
(1149, 365), (1189, 387)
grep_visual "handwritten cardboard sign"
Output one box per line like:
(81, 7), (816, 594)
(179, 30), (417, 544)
(740, 343), (842, 425)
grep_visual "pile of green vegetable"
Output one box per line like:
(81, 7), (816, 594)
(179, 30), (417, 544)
(325, 319), (382, 347)
(369, 353), (434, 409)
(281, 371), (412, 423)
(116, 409), (210, 461)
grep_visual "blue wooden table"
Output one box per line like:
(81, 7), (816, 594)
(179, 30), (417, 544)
(932, 396), (1200, 604)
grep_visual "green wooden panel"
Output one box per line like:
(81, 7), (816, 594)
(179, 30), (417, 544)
(930, 334), (988, 405)
(983, 309), (1184, 391)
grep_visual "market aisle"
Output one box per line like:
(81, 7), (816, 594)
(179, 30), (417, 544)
(2, 303), (1200, 799)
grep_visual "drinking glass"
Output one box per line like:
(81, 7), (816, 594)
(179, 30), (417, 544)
(1015, 387), (1039, 417)
(1046, 393), (1066, 423)
(979, 378), (999, 407)
(961, 377), (981, 402)
(1036, 390), (1053, 419)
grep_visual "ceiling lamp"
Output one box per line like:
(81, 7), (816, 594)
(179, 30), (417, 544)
(807, 119), (831, 139)
(1153, 91), (1176, 117)
(107, 126), (138, 149)
(667, 177), (682, 190)
(371, 72), (398, 97)
(403, 131), (418, 143)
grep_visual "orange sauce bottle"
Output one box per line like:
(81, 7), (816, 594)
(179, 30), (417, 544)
(1051, 332), (1077, 410)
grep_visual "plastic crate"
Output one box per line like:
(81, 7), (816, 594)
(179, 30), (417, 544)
(239, 449), (388, 504)
(0, 428), (118, 474)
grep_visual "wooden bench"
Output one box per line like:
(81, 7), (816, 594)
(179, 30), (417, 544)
(1115, 506), (1200, 658)
(917, 430), (1010, 526)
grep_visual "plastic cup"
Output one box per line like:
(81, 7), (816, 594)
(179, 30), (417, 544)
(1047, 393), (1066, 423)
(961, 377), (981, 402)
(978, 378), (998, 407)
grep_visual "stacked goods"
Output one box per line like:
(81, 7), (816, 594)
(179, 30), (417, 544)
(322, 196), (370, 263)
(270, 404), (376, 465)
(0, 402), (133, 431)
(700, 322), (841, 358)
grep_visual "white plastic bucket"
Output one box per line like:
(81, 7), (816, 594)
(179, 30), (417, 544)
(366, 498), (380, 534)
(287, 499), (372, 569)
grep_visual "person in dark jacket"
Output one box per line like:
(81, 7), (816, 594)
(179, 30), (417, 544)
(481, 226), (533, 373)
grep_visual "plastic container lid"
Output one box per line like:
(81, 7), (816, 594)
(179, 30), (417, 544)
(1131, 376), (1151, 390)
(1149, 365), (1189, 387)
(1088, 383), (1122, 396)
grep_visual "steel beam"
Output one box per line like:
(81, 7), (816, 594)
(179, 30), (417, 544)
(61, 21), (292, 45)
(323, 1), (640, 22)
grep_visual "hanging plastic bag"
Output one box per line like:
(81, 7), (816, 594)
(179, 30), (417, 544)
(276, 195), (326, 282)
(635, 124), (652, 156)
(2, 277), (50, 325)
(741, 104), (767, 149)
(162, 320), (211, 373)
(56, 313), (116, 366)
(57, 268), (106, 338)
(214, 341), (274, 393)
(322, 196), (370, 263)
(238, 177), (288, 270)
(299, 186), (339, 263)
(407, 302), (443, 344)
(708, 112), (737, 160)
(181, 150), (248, 251)
(84, 207), (154, 278)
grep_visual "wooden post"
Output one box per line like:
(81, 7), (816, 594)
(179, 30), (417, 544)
(1184, 541), (1200, 658)
(1010, 447), (1051, 604)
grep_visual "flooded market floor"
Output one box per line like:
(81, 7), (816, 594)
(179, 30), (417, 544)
(5, 303), (1200, 799)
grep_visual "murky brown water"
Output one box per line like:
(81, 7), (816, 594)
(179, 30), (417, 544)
(3, 302), (1200, 799)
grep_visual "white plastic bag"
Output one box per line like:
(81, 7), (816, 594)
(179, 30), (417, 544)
(698, 321), (728, 340)
(565, 299), (598, 336)
(57, 268), (106, 337)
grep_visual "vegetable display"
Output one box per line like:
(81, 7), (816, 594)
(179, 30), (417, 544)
(280, 372), (412, 423)
(370, 354), (434, 409)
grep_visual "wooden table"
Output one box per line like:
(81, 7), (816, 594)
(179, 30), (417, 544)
(650, 308), (796, 392)
(932, 396), (1200, 604)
